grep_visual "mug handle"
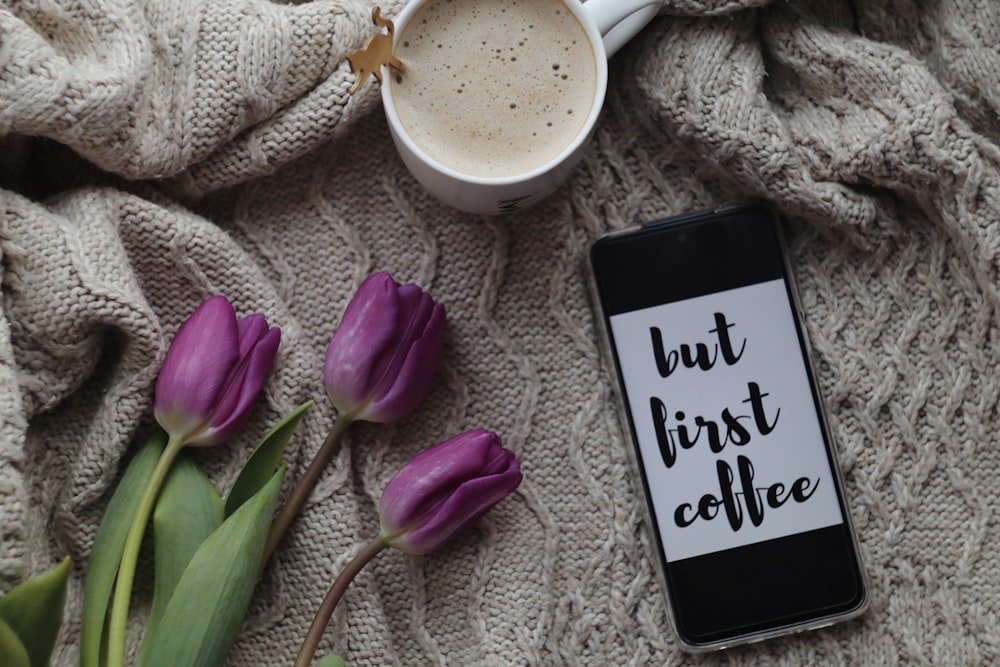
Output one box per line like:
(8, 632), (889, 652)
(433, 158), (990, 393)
(583, 0), (661, 58)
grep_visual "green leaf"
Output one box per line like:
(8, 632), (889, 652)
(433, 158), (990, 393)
(315, 657), (347, 667)
(137, 454), (223, 665)
(80, 431), (167, 667)
(0, 618), (30, 667)
(0, 556), (71, 667)
(138, 464), (286, 667)
(224, 401), (311, 517)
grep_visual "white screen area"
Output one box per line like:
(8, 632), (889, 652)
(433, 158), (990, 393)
(609, 279), (844, 562)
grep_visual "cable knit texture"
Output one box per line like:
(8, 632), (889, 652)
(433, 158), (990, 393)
(2, 0), (1000, 664)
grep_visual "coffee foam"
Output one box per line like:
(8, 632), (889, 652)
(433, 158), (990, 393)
(390, 0), (598, 179)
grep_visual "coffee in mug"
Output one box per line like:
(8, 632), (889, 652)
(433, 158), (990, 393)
(389, 0), (599, 179)
(379, 0), (661, 215)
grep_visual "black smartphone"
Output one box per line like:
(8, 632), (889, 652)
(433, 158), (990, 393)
(589, 205), (868, 651)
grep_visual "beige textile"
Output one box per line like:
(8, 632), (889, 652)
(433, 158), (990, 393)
(2, 0), (1000, 664)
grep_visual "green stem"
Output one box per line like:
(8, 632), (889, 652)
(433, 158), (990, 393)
(293, 537), (387, 667)
(264, 416), (352, 563)
(106, 433), (186, 667)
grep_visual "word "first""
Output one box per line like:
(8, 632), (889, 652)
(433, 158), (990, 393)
(650, 381), (779, 469)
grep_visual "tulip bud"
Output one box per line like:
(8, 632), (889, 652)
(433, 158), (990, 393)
(154, 296), (281, 447)
(324, 272), (445, 423)
(378, 429), (522, 554)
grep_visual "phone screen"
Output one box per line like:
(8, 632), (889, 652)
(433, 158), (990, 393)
(590, 206), (866, 649)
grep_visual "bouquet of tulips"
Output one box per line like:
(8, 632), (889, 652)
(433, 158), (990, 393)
(0, 272), (522, 667)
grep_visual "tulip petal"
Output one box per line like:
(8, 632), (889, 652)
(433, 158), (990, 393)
(324, 273), (401, 416)
(189, 327), (281, 447)
(395, 463), (522, 554)
(378, 429), (524, 555)
(367, 284), (428, 400)
(154, 296), (240, 439)
(324, 273), (446, 423)
(379, 429), (499, 531)
(363, 297), (446, 423)
(236, 314), (269, 357)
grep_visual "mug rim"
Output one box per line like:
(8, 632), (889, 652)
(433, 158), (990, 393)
(380, 0), (610, 187)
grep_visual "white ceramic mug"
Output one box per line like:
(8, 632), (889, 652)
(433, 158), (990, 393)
(380, 0), (661, 216)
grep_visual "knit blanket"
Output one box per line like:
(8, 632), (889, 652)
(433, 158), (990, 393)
(3, 0), (1000, 664)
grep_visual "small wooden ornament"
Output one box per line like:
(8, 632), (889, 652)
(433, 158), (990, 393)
(347, 7), (406, 94)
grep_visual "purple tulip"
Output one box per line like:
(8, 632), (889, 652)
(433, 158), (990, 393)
(154, 296), (281, 446)
(324, 272), (445, 423)
(378, 429), (522, 554)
